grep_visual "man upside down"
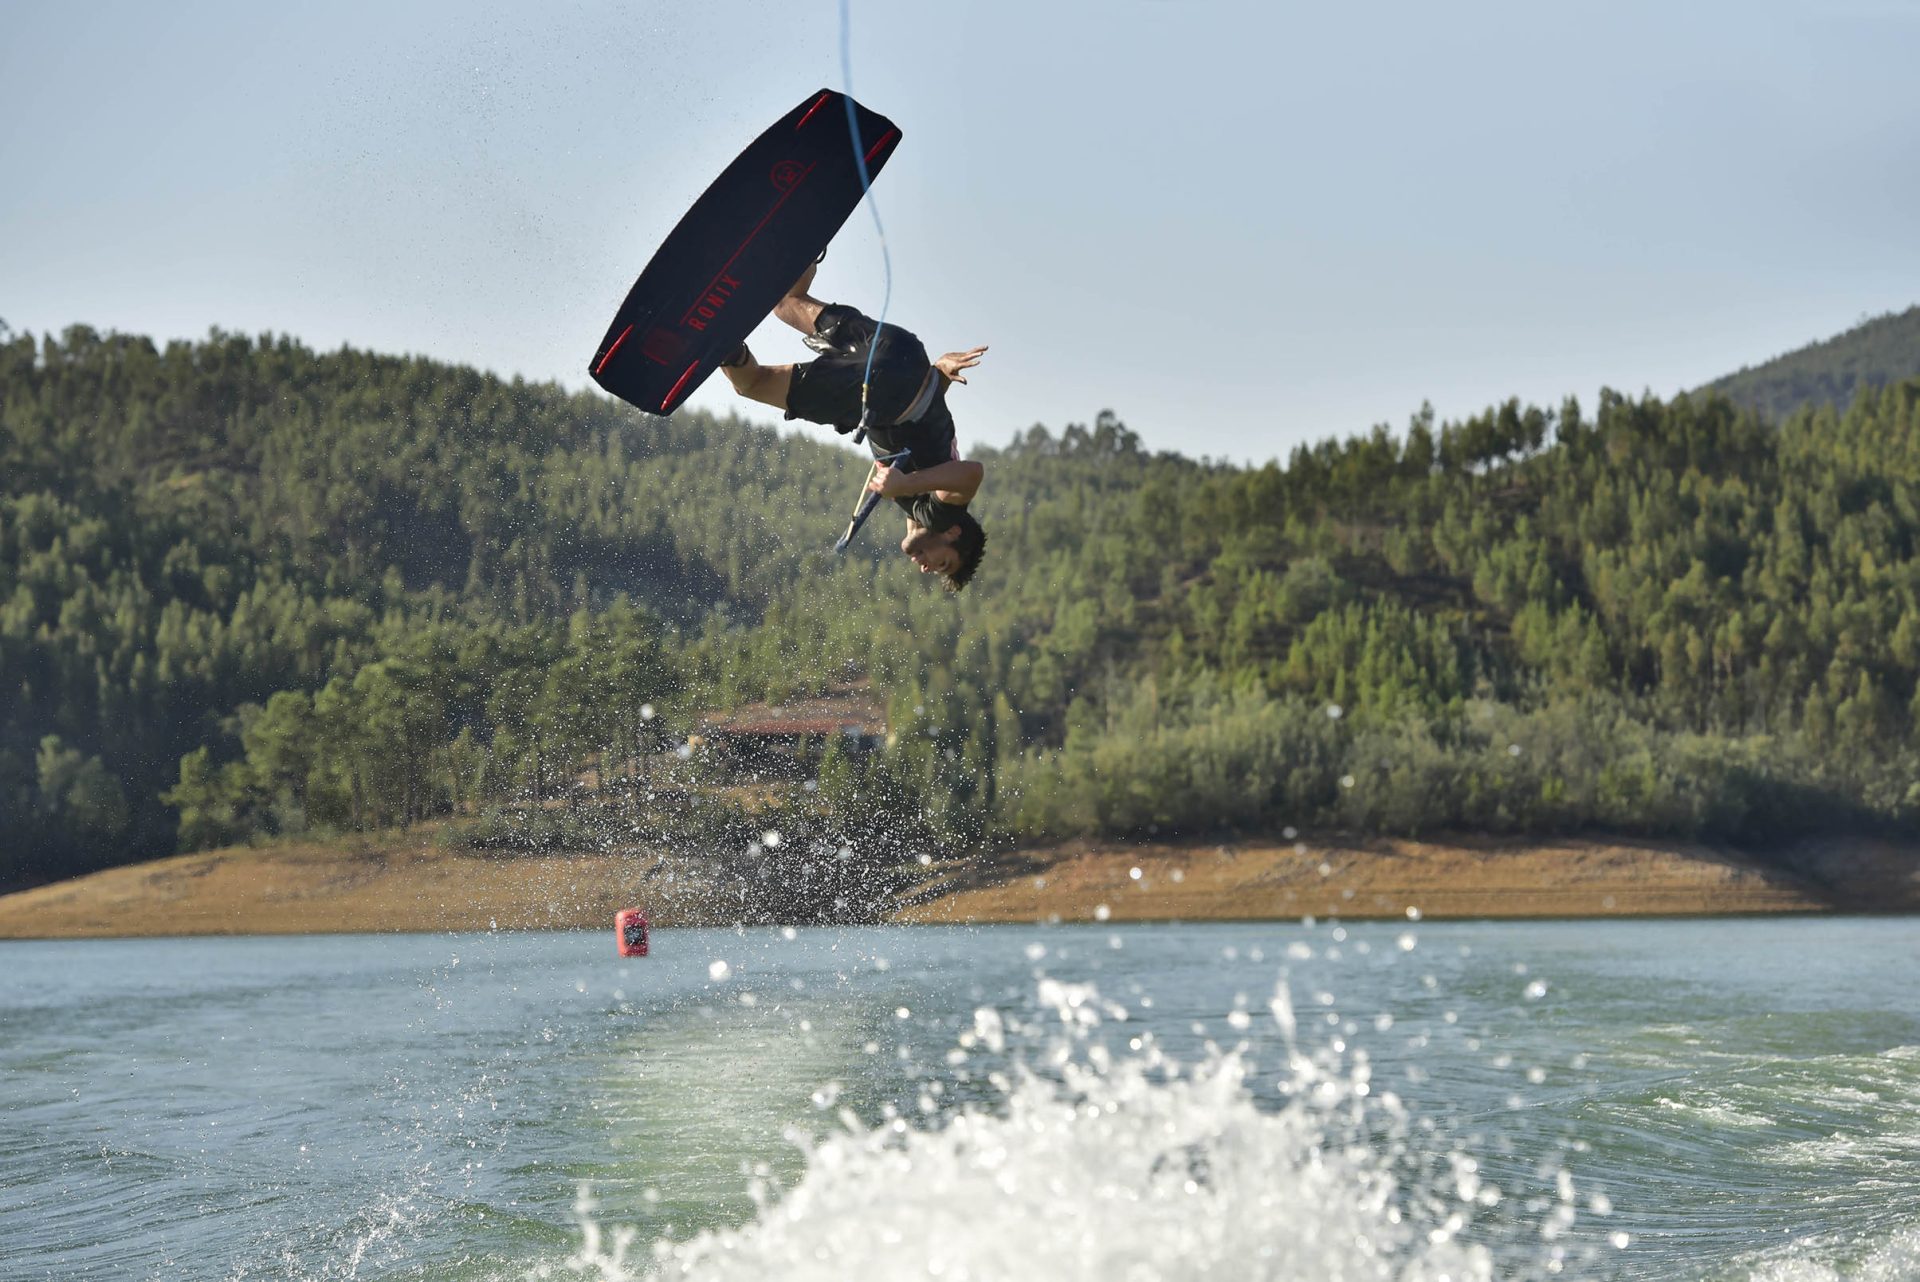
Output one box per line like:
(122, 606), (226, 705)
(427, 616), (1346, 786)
(718, 260), (989, 591)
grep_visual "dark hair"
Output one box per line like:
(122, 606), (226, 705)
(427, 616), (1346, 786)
(942, 509), (987, 592)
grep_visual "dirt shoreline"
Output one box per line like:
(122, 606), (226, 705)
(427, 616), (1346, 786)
(1, 833), (1915, 940)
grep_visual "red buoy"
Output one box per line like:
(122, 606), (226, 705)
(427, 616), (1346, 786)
(615, 907), (650, 957)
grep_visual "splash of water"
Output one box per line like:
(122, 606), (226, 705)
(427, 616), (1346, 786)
(1740, 1225), (1920, 1282)
(539, 970), (1618, 1281)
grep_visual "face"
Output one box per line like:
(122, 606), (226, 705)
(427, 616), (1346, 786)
(901, 524), (962, 575)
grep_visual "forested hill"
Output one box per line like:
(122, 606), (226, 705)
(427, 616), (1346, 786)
(1702, 305), (1920, 421)
(6, 318), (1920, 891)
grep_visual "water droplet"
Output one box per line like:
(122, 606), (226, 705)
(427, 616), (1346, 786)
(708, 960), (732, 982)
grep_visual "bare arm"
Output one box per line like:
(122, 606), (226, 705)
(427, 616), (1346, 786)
(868, 459), (984, 505)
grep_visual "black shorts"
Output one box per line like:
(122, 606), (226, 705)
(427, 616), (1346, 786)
(785, 304), (939, 436)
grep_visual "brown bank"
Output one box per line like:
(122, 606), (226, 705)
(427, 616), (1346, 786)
(897, 836), (1920, 924)
(0, 836), (676, 940)
(2, 833), (1917, 939)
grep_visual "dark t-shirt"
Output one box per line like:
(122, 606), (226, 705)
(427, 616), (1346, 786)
(787, 304), (964, 522)
(786, 304), (955, 460)
(897, 491), (967, 531)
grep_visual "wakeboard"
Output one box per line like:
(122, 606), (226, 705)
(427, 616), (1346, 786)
(588, 89), (902, 415)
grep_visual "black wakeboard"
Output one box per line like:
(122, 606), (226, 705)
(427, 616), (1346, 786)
(588, 89), (902, 416)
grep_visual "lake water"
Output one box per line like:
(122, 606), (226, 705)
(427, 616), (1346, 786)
(3, 918), (1918, 1280)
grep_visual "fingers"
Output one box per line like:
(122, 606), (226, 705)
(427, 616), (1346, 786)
(940, 347), (988, 375)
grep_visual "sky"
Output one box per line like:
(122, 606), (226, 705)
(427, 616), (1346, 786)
(3, 0), (1917, 465)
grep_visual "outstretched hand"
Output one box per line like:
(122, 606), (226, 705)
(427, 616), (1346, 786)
(935, 346), (988, 386)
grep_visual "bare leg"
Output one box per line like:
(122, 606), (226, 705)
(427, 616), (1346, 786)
(719, 352), (793, 409)
(773, 259), (825, 334)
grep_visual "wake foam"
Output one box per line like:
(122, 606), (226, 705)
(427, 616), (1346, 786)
(535, 970), (1609, 1281)
(1739, 1224), (1920, 1282)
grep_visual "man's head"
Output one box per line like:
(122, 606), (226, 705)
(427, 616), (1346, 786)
(901, 510), (987, 592)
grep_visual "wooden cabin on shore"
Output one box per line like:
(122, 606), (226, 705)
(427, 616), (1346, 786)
(689, 691), (886, 779)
